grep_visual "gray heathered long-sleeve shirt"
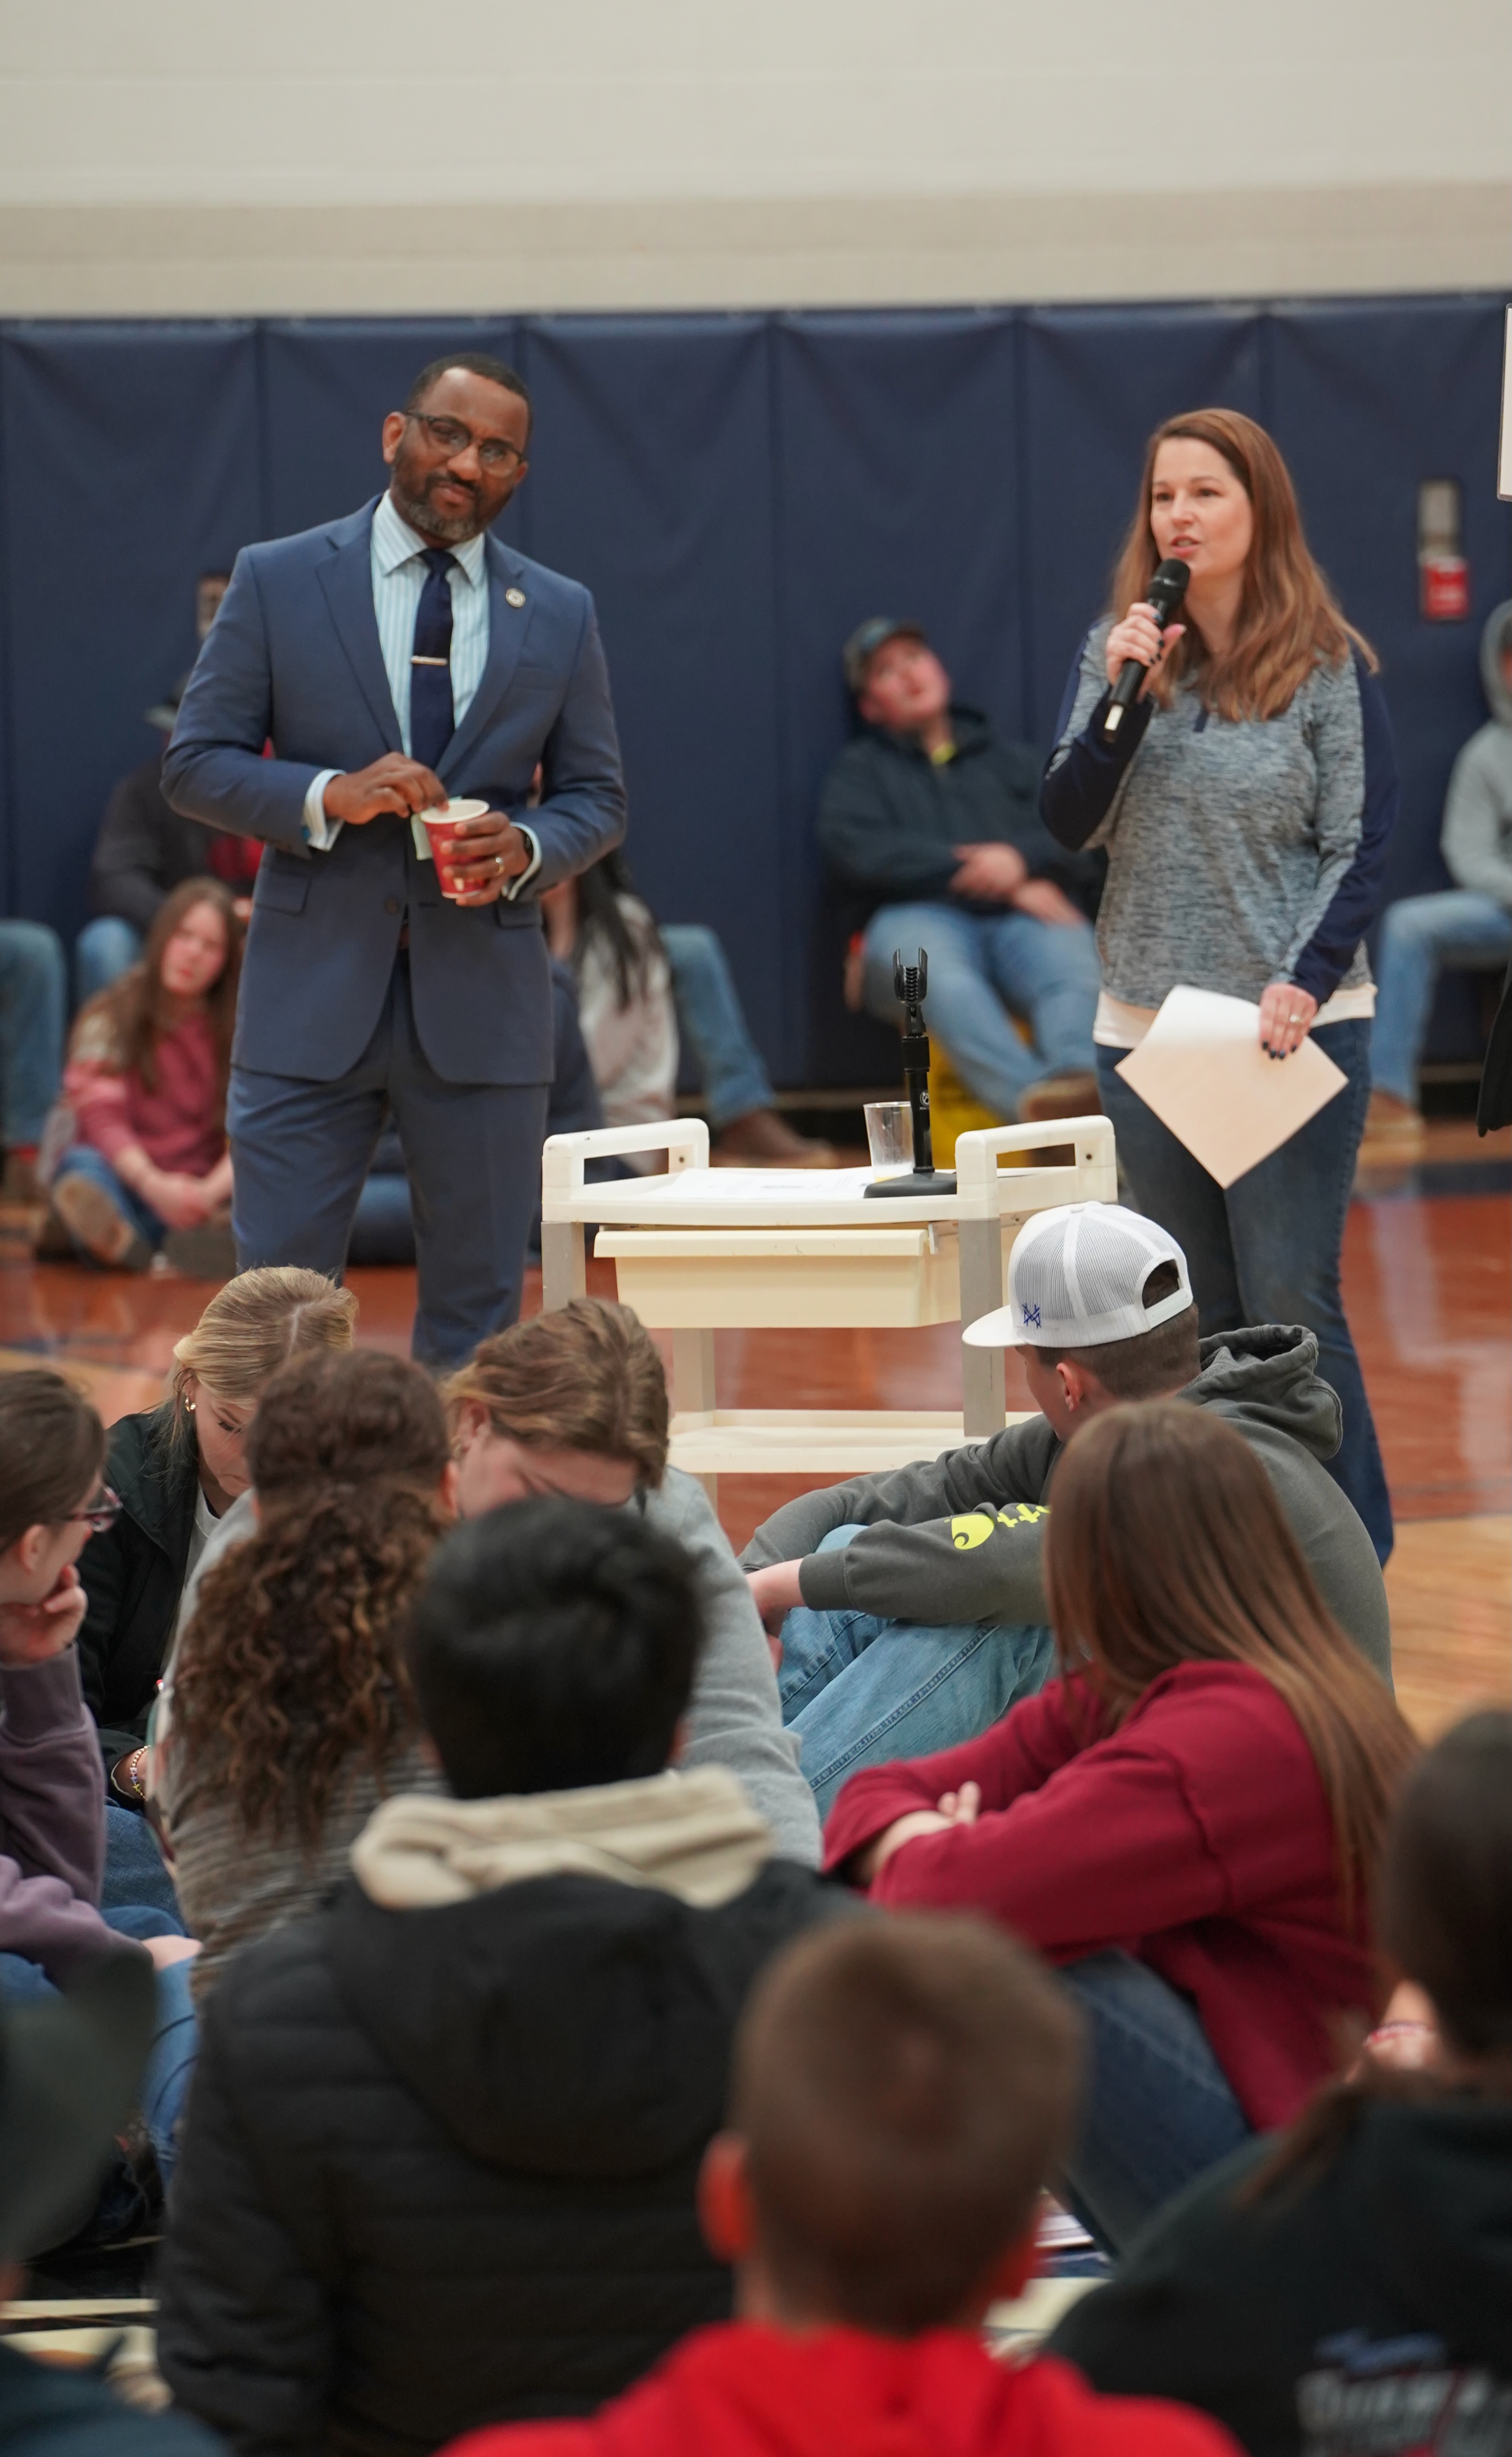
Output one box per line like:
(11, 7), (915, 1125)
(1041, 623), (1398, 1011)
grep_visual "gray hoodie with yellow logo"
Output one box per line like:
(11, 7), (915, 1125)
(741, 1325), (1391, 1685)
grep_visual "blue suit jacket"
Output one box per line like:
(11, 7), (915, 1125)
(162, 500), (626, 1086)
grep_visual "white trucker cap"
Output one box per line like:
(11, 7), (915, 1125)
(962, 1202), (1193, 1351)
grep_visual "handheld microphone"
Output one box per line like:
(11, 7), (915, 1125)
(1102, 558), (1190, 738)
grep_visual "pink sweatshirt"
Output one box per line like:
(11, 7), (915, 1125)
(65, 1008), (225, 1178)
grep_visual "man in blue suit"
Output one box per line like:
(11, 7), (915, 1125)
(164, 353), (626, 1365)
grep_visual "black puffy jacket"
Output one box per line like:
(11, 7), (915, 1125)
(156, 1859), (850, 2457)
(77, 1407), (200, 1764)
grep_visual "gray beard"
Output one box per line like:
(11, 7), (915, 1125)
(390, 477), (487, 545)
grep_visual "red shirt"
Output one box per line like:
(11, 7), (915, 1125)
(64, 1009), (225, 1179)
(443, 2323), (1238, 2457)
(822, 1663), (1374, 2130)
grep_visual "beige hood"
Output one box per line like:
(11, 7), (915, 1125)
(351, 1765), (774, 1913)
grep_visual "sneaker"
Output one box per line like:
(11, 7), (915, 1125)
(713, 1109), (837, 1168)
(1017, 1071), (1101, 1124)
(50, 1173), (153, 1271)
(1361, 1090), (1427, 1157)
(162, 1218), (237, 1280)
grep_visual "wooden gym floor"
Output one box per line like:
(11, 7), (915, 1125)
(1, 1118), (1507, 1742)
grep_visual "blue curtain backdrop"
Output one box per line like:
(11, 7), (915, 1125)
(1, 294), (1507, 1084)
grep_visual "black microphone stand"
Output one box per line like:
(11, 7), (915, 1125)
(863, 950), (959, 1200)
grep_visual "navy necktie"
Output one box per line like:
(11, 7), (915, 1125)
(410, 547), (456, 772)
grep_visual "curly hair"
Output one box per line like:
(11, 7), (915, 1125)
(171, 1350), (451, 1849)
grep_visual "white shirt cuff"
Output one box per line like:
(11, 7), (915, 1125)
(503, 824), (542, 902)
(302, 772), (343, 850)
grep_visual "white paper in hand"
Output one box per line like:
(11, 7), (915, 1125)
(1115, 986), (1347, 1188)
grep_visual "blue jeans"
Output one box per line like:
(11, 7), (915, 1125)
(1370, 890), (1512, 1104)
(1057, 1951), (1252, 2255)
(52, 1144), (169, 1253)
(777, 1525), (1056, 1819)
(861, 903), (1100, 1119)
(0, 1896), (195, 2186)
(0, 920), (67, 1147)
(74, 915), (144, 1009)
(102, 1800), (183, 1920)
(660, 924), (774, 1129)
(1097, 1020), (1392, 1564)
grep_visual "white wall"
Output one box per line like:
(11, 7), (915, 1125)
(0, 0), (1507, 313)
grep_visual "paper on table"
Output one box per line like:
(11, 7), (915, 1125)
(1115, 985), (1347, 1188)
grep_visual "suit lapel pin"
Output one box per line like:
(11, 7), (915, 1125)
(505, 587), (526, 608)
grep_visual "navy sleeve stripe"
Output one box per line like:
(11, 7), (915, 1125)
(1039, 629), (1153, 851)
(1050, 640), (1086, 752)
(1290, 654), (1399, 1005)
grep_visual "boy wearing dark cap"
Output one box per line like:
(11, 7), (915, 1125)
(441, 1917), (1237, 2457)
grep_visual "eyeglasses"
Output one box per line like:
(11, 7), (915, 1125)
(409, 412), (526, 474)
(70, 1485), (122, 1535)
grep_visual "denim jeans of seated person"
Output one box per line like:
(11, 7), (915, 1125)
(776, 1524), (1056, 1821)
(0, 1899), (198, 2189)
(1056, 1950), (1252, 2256)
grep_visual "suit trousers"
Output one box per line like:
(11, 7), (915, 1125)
(228, 950), (548, 1369)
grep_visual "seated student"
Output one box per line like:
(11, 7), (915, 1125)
(153, 1349), (452, 2004)
(0, 1950), (220, 2453)
(1051, 1709), (1512, 2456)
(744, 1202), (1392, 1816)
(823, 1401), (1420, 2253)
(156, 1496), (846, 2456)
(77, 1265), (356, 1797)
(818, 618), (1103, 1125)
(0, 920), (68, 1204)
(1367, 599), (1512, 1155)
(542, 848), (832, 1166)
(445, 1299), (821, 1866)
(42, 878), (242, 1277)
(0, 1370), (176, 1984)
(0, 1369), (200, 2200)
(443, 1918), (1235, 2457)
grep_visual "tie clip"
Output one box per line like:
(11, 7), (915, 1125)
(411, 655), (449, 666)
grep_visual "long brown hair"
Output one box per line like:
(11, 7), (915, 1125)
(1044, 1402), (1417, 1910)
(76, 877), (242, 1108)
(1108, 407), (1376, 722)
(444, 1297), (670, 1487)
(172, 1350), (451, 1849)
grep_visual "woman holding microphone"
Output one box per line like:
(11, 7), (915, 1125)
(1041, 408), (1395, 1562)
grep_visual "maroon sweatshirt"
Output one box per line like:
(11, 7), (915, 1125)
(823, 1662), (1374, 2130)
(0, 1646), (127, 1982)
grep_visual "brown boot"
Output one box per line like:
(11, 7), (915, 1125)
(1017, 1071), (1101, 1124)
(50, 1172), (153, 1271)
(713, 1109), (837, 1169)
